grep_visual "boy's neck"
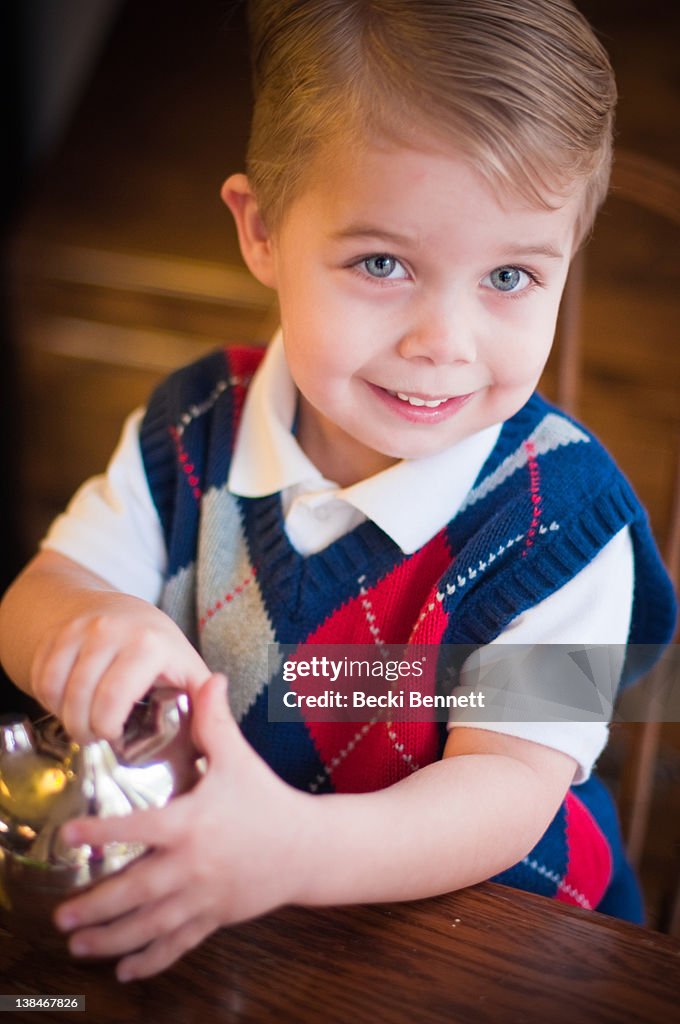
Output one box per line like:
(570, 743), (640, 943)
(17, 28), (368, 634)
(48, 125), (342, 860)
(296, 395), (399, 487)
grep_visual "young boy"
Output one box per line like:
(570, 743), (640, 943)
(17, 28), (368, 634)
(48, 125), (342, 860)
(0, 0), (676, 982)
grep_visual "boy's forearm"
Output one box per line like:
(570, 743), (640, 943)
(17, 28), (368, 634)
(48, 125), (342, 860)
(288, 753), (559, 907)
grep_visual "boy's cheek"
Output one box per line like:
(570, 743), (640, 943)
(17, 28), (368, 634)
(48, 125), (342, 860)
(489, 342), (552, 387)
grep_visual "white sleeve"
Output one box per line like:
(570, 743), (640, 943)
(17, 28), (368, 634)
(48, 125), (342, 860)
(41, 409), (167, 604)
(449, 526), (634, 784)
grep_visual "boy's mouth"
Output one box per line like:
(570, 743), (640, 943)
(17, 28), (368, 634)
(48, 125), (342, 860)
(370, 383), (474, 421)
(387, 390), (450, 408)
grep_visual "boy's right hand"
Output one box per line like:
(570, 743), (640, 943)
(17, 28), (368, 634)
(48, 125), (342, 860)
(30, 593), (211, 744)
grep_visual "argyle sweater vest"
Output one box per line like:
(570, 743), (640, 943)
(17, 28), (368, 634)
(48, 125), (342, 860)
(140, 346), (676, 920)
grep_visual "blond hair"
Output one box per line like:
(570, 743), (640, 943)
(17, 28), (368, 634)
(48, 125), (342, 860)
(246, 0), (617, 244)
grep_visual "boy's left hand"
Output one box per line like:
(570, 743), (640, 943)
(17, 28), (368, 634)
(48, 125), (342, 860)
(54, 674), (309, 982)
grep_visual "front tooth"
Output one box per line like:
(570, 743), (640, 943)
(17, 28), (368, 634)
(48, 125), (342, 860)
(396, 391), (445, 408)
(396, 392), (426, 406)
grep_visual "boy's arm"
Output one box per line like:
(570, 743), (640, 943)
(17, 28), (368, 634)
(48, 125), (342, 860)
(0, 550), (210, 740)
(55, 675), (576, 980)
(302, 725), (577, 906)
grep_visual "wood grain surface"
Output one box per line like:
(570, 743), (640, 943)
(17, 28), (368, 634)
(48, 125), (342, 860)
(2, 883), (679, 1024)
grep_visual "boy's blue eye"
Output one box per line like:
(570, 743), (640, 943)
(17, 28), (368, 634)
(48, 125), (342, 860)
(483, 266), (532, 293)
(361, 255), (407, 279)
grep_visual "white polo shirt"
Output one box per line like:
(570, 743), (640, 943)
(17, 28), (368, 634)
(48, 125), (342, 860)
(43, 333), (634, 782)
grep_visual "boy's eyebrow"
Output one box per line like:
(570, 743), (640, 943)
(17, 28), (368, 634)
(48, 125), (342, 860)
(499, 244), (565, 261)
(330, 227), (565, 262)
(330, 224), (416, 247)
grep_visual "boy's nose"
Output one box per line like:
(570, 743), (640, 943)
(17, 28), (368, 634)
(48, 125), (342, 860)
(396, 312), (477, 366)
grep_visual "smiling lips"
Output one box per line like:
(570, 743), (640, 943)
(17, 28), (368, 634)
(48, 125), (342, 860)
(390, 390), (449, 408)
(370, 383), (474, 421)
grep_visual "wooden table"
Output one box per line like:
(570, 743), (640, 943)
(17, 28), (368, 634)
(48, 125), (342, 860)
(2, 883), (679, 1024)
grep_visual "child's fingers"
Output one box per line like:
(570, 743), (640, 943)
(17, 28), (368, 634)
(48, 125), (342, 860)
(58, 644), (122, 741)
(31, 605), (212, 742)
(115, 914), (217, 982)
(68, 890), (213, 964)
(56, 849), (183, 938)
(87, 638), (211, 741)
(30, 625), (84, 716)
(59, 795), (185, 853)
(190, 673), (237, 766)
(86, 649), (173, 742)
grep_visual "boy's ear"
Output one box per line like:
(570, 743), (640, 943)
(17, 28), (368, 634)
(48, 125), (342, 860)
(221, 174), (277, 288)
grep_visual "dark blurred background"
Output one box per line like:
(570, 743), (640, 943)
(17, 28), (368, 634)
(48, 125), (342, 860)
(0, 0), (678, 926)
(2, 0), (124, 593)
(0, 0), (252, 592)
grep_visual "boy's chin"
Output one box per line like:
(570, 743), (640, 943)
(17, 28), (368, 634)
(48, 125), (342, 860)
(371, 433), (471, 462)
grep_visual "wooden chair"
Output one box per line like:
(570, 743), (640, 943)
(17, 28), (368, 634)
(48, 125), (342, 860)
(559, 150), (680, 414)
(557, 148), (680, 933)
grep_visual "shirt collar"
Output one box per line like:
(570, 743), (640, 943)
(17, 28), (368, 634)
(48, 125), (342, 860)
(228, 331), (324, 495)
(228, 331), (501, 553)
